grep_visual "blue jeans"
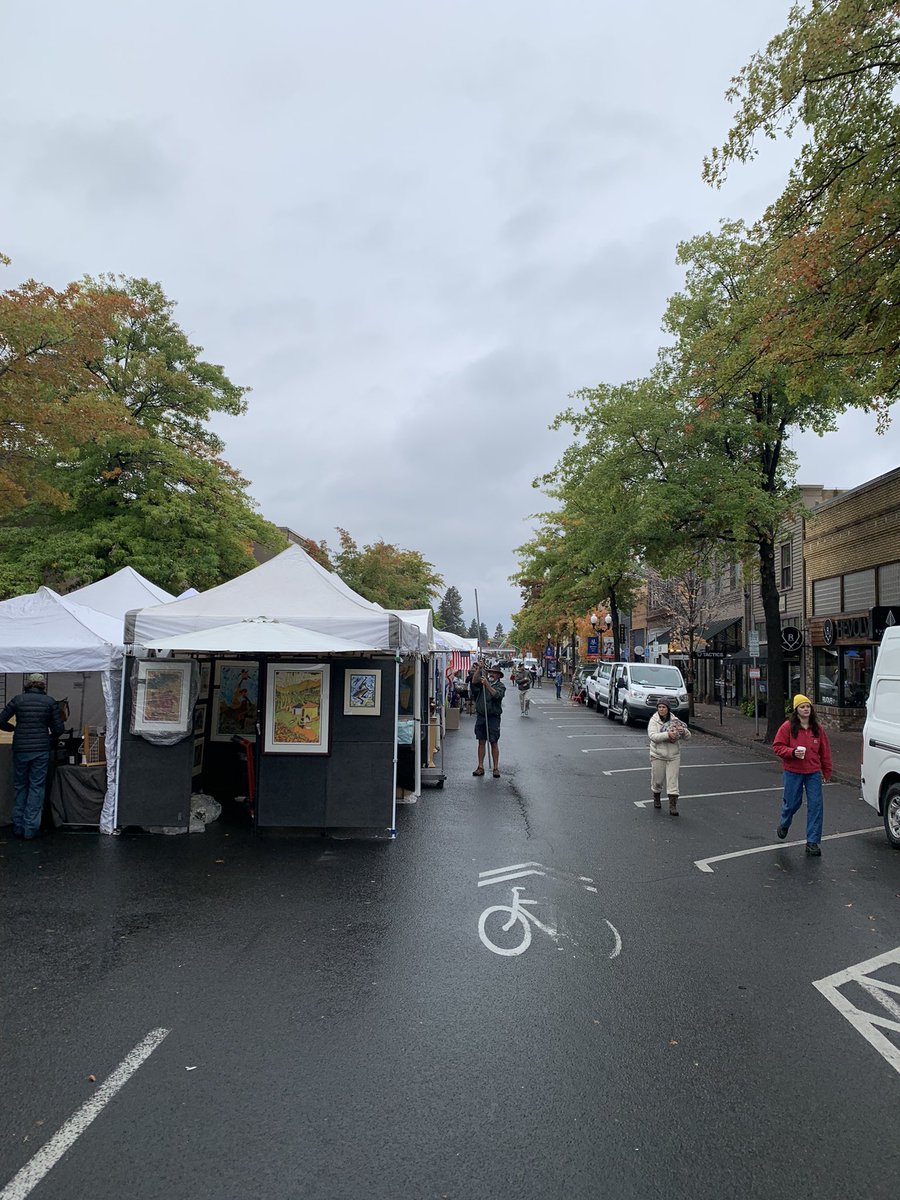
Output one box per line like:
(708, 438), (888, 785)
(13, 751), (51, 835)
(779, 770), (824, 843)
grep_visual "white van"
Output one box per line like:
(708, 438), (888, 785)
(861, 625), (900, 849)
(606, 661), (689, 725)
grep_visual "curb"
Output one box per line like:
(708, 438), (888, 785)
(690, 721), (860, 790)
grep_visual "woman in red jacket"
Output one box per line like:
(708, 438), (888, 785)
(773, 694), (833, 856)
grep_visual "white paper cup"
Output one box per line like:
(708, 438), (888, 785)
(796, 746), (806, 759)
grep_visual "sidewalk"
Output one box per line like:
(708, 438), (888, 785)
(689, 702), (861, 788)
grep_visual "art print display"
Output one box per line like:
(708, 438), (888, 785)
(212, 661), (259, 742)
(133, 661), (192, 734)
(192, 704), (207, 736)
(198, 661), (211, 698)
(343, 668), (382, 716)
(264, 663), (330, 754)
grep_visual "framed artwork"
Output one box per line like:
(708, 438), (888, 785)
(212, 661), (259, 742)
(192, 704), (207, 736)
(133, 661), (192, 734)
(343, 668), (382, 717)
(264, 663), (330, 754)
(198, 661), (211, 698)
(192, 738), (204, 775)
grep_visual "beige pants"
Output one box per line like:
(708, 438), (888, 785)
(651, 756), (681, 796)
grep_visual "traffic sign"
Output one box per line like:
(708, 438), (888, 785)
(749, 666), (761, 680)
(748, 632), (760, 657)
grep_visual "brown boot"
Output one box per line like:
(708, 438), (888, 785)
(668, 794), (679, 816)
(652, 793), (662, 809)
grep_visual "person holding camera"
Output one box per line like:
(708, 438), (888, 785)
(647, 700), (691, 815)
(773, 695), (832, 856)
(470, 661), (505, 778)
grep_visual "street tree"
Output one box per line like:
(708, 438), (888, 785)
(493, 622), (505, 643)
(333, 528), (443, 609)
(466, 618), (479, 639)
(705, 0), (900, 405)
(436, 585), (467, 635)
(0, 273), (284, 596)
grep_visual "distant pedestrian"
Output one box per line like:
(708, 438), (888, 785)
(647, 700), (691, 815)
(471, 662), (506, 778)
(0, 673), (65, 839)
(773, 695), (832, 856)
(555, 670), (562, 700)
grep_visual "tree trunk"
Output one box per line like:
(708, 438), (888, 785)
(758, 535), (786, 743)
(609, 586), (621, 661)
(687, 632), (696, 717)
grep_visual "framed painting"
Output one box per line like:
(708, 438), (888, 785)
(212, 661), (259, 742)
(192, 704), (207, 736)
(198, 660), (211, 698)
(343, 668), (382, 716)
(264, 663), (330, 754)
(133, 661), (192, 734)
(192, 738), (204, 775)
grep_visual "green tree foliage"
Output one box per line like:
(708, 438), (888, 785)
(466, 618), (479, 639)
(479, 622), (490, 644)
(436, 585), (467, 635)
(0, 274), (285, 597)
(705, 0), (900, 405)
(493, 622), (505, 642)
(333, 528), (443, 609)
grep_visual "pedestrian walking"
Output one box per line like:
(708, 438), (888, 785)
(773, 695), (832, 856)
(647, 700), (691, 815)
(471, 662), (505, 778)
(555, 670), (562, 700)
(0, 673), (65, 839)
(514, 664), (532, 715)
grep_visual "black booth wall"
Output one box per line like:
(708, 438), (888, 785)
(118, 655), (397, 831)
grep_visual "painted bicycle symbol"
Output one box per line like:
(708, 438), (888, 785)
(476, 863), (623, 960)
(478, 886), (557, 956)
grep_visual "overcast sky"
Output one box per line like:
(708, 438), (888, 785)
(2, 1), (898, 629)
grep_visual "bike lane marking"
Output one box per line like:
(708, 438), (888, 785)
(0, 1027), (170, 1200)
(813, 947), (900, 1077)
(694, 826), (882, 873)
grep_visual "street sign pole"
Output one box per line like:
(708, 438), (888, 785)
(754, 659), (759, 737)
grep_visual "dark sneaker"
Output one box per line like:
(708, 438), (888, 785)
(805, 842), (821, 857)
(776, 825), (788, 840)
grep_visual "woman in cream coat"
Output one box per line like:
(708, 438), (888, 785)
(648, 700), (691, 815)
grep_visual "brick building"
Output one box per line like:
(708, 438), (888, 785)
(804, 467), (900, 730)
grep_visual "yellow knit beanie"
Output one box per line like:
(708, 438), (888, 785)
(792, 694), (812, 709)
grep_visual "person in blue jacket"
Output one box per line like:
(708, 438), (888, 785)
(0, 673), (65, 839)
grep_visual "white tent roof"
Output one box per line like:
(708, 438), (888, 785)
(386, 608), (434, 652)
(128, 545), (419, 653)
(0, 587), (124, 672)
(147, 619), (385, 656)
(434, 628), (472, 652)
(66, 567), (175, 620)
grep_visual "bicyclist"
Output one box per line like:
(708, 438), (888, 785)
(514, 664), (532, 715)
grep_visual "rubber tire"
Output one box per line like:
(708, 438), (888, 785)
(586, 694), (594, 710)
(621, 704), (632, 726)
(884, 782), (900, 849)
(606, 703), (616, 721)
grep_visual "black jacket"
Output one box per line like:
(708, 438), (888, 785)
(0, 690), (65, 752)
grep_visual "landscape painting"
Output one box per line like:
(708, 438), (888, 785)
(264, 663), (330, 754)
(133, 661), (192, 734)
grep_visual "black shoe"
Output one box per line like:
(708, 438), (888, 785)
(805, 842), (821, 857)
(776, 825), (788, 840)
(12, 826), (23, 838)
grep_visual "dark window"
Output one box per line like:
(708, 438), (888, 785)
(780, 542), (792, 591)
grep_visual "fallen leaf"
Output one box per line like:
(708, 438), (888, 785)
(669, 1040), (678, 1046)
(35, 1120), (44, 1127)
(185, 1066), (197, 1072)
(214, 859), (225, 864)
(87, 1075), (96, 1083)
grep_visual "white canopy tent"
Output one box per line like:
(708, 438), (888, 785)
(129, 545), (421, 653)
(147, 618), (384, 656)
(65, 567), (175, 619)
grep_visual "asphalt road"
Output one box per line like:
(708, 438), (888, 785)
(2, 693), (899, 1200)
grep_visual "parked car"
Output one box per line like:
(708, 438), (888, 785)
(586, 661), (614, 710)
(861, 625), (900, 849)
(606, 662), (689, 725)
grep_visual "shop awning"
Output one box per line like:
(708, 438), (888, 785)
(145, 619), (384, 656)
(700, 617), (742, 641)
(728, 646), (768, 663)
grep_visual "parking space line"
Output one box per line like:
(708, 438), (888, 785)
(694, 827), (882, 873)
(0, 1027), (170, 1200)
(601, 762), (770, 774)
(635, 786), (783, 807)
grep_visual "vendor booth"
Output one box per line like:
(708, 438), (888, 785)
(0, 569), (176, 833)
(122, 546), (422, 835)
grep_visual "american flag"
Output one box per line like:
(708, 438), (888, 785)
(449, 650), (470, 675)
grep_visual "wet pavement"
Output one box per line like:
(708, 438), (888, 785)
(1, 695), (898, 1199)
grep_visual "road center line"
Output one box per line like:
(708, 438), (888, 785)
(0, 1027), (170, 1200)
(694, 827), (882, 873)
(601, 762), (770, 774)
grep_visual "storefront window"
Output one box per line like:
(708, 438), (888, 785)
(814, 646), (872, 707)
(815, 647), (840, 707)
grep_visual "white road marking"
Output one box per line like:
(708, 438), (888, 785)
(581, 747), (649, 753)
(567, 733), (631, 739)
(634, 787), (783, 807)
(694, 826), (882, 873)
(813, 947), (900, 1077)
(0, 1027), (170, 1200)
(605, 919), (622, 959)
(603, 762), (771, 774)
